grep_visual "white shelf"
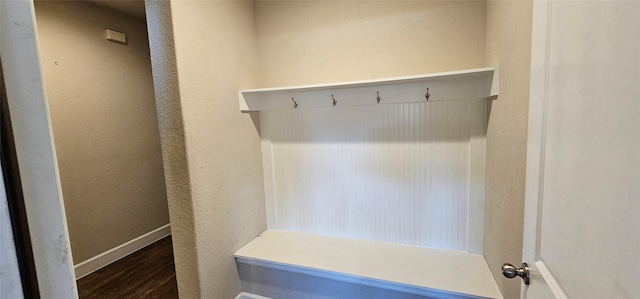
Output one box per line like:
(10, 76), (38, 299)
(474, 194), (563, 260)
(239, 67), (497, 112)
(235, 230), (503, 299)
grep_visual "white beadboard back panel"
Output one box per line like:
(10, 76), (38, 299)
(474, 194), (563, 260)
(260, 99), (486, 252)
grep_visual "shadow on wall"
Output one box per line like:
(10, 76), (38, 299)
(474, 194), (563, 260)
(264, 101), (483, 144)
(238, 263), (436, 299)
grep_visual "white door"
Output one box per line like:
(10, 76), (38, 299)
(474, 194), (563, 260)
(517, 0), (640, 298)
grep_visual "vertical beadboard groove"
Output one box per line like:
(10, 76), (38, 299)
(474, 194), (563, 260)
(261, 100), (485, 252)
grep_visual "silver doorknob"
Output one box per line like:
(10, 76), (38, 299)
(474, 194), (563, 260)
(502, 262), (530, 285)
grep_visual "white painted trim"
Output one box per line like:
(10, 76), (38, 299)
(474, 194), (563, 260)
(467, 99), (487, 254)
(235, 292), (272, 299)
(74, 224), (171, 279)
(522, 0), (551, 268)
(522, 1), (567, 298)
(535, 261), (568, 299)
(0, 1), (78, 297)
(522, 2), (552, 299)
(260, 114), (277, 229)
(240, 68), (497, 111)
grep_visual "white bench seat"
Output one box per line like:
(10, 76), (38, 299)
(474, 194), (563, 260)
(235, 230), (503, 299)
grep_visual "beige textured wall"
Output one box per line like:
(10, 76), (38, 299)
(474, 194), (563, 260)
(148, 0), (266, 297)
(255, 0), (487, 87)
(145, 1), (200, 297)
(145, 1), (532, 298)
(34, 1), (169, 264)
(484, 1), (533, 298)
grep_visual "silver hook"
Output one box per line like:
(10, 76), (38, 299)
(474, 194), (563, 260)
(425, 88), (430, 101)
(377, 91), (381, 104)
(292, 97), (298, 109)
(332, 95), (337, 106)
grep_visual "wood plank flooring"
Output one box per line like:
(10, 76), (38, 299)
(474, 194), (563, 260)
(76, 236), (178, 298)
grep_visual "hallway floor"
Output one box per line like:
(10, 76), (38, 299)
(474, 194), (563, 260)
(76, 236), (178, 298)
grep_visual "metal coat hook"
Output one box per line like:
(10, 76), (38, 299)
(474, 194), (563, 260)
(292, 97), (298, 109)
(425, 88), (431, 101)
(377, 91), (381, 104)
(332, 95), (337, 106)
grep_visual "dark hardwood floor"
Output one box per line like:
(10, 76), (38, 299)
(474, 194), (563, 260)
(77, 236), (178, 298)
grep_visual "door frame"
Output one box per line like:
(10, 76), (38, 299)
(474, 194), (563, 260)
(1, 56), (41, 299)
(0, 0), (77, 297)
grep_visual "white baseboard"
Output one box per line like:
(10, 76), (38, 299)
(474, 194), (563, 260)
(235, 292), (272, 299)
(74, 224), (171, 279)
